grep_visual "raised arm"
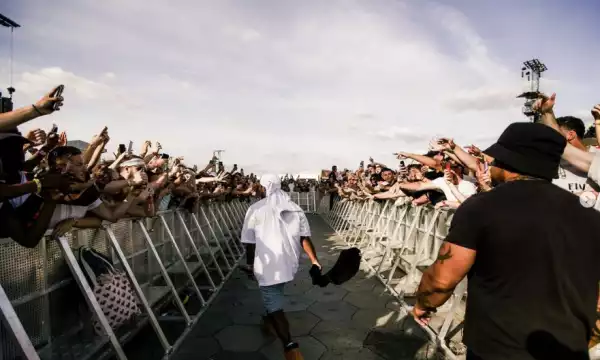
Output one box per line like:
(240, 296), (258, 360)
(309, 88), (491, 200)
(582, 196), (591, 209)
(396, 152), (440, 169)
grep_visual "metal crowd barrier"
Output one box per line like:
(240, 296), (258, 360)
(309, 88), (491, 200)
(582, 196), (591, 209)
(319, 196), (467, 359)
(287, 191), (318, 213)
(0, 199), (253, 360)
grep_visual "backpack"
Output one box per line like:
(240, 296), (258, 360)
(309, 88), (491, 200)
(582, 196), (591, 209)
(77, 247), (141, 335)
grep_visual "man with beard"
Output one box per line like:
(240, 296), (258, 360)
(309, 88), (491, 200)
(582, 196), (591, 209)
(411, 122), (600, 360)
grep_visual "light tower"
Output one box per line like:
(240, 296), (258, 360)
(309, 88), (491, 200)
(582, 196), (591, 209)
(212, 149), (225, 162)
(0, 13), (20, 113)
(517, 59), (547, 123)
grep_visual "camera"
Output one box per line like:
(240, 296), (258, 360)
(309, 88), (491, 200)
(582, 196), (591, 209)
(0, 87), (15, 114)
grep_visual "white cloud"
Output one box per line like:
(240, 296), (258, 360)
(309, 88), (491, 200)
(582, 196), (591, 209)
(1, 0), (595, 174)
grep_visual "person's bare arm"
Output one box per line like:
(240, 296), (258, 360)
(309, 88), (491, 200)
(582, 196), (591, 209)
(446, 181), (468, 203)
(396, 152), (440, 169)
(73, 217), (103, 229)
(89, 194), (140, 222)
(415, 242), (474, 311)
(398, 181), (439, 192)
(301, 236), (321, 267)
(87, 141), (106, 170)
(0, 87), (63, 131)
(534, 94), (595, 173)
(3, 200), (57, 248)
(0, 181), (39, 201)
(374, 183), (406, 199)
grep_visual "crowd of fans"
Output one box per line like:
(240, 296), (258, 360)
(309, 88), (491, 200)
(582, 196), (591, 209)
(0, 86), (263, 249)
(280, 175), (317, 193)
(322, 99), (600, 212)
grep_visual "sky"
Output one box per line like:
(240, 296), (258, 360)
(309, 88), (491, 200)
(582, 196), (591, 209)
(1, 0), (599, 175)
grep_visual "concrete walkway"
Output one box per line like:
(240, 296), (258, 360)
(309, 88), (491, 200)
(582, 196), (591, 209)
(171, 214), (440, 360)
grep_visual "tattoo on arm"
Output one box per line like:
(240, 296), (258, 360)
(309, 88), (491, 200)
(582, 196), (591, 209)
(416, 290), (435, 310)
(416, 288), (456, 311)
(436, 245), (452, 264)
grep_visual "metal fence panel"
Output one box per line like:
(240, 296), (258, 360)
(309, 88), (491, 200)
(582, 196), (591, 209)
(0, 200), (248, 360)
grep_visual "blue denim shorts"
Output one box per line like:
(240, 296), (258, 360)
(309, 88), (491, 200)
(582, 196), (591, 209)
(259, 283), (287, 314)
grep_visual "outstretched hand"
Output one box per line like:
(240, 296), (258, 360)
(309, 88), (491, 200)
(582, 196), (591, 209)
(34, 86), (64, 115)
(532, 93), (556, 114)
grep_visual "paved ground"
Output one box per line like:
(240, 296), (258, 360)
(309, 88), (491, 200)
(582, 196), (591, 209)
(171, 215), (441, 360)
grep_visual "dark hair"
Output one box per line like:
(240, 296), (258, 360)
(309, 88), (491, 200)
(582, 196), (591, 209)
(425, 150), (441, 158)
(47, 146), (82, 167)
(556, 116), (585, 139)
(407, 164), (421, 171)
(381, 168), (394, 173)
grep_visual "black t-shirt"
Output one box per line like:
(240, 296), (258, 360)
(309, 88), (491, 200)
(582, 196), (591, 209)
(446, 180), (600, 360)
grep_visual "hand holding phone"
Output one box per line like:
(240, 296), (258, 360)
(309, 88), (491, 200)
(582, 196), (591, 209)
(118, 144), (126, 154)
(52, 85), (64, 111)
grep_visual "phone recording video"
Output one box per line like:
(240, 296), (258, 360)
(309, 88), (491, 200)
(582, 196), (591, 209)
(161, 153), (170, 159)
(53, 85), (65, 111)
(118, 144), (126, 154)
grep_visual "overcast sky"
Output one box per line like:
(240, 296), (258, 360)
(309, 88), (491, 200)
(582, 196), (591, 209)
(1, 0), (599, 175)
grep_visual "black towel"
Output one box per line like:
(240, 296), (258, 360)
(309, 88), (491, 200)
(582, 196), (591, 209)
(310, 247), (362, 287)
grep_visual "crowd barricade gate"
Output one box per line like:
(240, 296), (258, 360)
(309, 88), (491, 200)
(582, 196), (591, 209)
(0, 199), (250, 360)
(321, 197), (466, 359)
(287, 191), (318, 213)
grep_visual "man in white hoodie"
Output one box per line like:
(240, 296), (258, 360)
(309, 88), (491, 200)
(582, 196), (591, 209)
(241, 174), (321, 360)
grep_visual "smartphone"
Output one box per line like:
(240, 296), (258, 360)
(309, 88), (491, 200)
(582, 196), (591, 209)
(483, 161), (489, 172)
(53, 85), (65, 111)
(400, 161), (405, 166)
(161, 153), (170, 159)
(118, 144), (126, 154)
(127, 141), (133, 154)
(49, 124), (58, 134)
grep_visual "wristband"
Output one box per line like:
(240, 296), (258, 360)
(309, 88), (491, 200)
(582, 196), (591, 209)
(32, 179), (42, 194)
(31, 104), (43, 116)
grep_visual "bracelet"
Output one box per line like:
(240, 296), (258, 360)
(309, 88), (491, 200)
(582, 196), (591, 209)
(31, 104), (43, 116)
(32, 179), (42, 194)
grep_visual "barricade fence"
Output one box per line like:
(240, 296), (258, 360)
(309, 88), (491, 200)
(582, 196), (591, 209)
(318, 195), (467, 358)
(286, 191), (318, 213)
(0, 199), (254, 360)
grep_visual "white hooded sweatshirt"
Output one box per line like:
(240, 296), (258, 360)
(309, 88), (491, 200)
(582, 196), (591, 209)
(241, 174), (311, 287)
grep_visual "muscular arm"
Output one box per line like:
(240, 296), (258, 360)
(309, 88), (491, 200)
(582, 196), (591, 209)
(415, 242), (474, 311)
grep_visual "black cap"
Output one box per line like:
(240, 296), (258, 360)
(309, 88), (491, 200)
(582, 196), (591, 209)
(484, 123), (566, 181)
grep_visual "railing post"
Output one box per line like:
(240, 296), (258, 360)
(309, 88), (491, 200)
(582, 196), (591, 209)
(55, 235), (128, 360)
(105, 226), (172, 354)
(0, 284), (40, 360)
(191, 209), (232, 273)
(174, 211), (223, 285)
(137, 222), (192, 325)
